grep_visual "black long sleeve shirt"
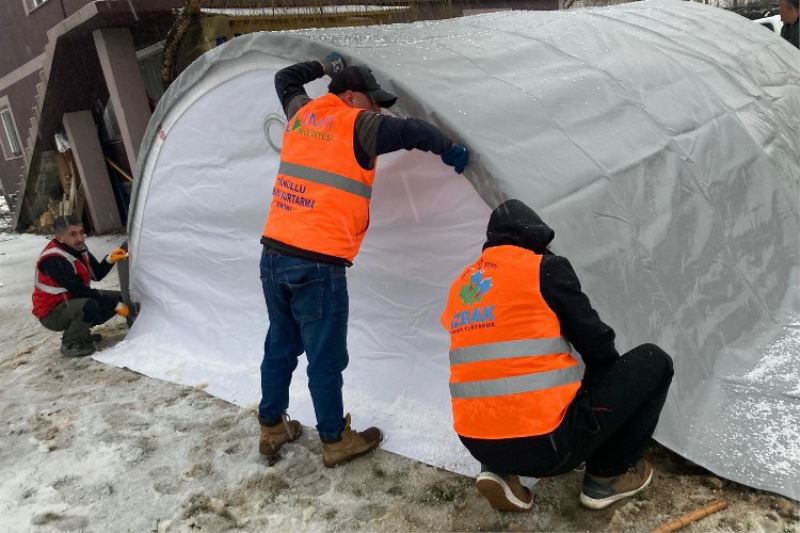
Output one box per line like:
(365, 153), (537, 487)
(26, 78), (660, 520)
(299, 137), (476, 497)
(275, 61), (453, 167)
(38, 243), (113, 300)
(539, 254), (620, 368)
(263, 61), (454, 265)
(482, 198), (619, 368)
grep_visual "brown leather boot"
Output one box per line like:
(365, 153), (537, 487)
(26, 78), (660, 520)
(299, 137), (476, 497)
(258, 414), (302, 465)
(476, 472), (533, 512)
(321, 413), (383, 468)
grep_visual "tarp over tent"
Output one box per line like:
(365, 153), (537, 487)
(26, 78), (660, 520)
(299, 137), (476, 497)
(98, 0), (800, 499)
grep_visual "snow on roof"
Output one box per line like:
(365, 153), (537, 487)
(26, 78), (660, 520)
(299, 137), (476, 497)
(201, 5), (409, 17)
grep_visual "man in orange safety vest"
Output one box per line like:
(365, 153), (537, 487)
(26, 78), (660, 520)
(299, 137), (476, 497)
(442, 200), (674, 512)
(257, 53), (470, 468)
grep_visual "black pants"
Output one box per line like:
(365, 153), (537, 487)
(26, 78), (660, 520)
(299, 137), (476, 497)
(460, 343), (674, 478)
(40, 290), (122, 345)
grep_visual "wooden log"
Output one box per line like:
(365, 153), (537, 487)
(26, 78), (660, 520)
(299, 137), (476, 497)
(55, 153), (71, 191)
(105, 157), (134, 182)
(74, 185), (86, 228)
(650, 499), (728, 533)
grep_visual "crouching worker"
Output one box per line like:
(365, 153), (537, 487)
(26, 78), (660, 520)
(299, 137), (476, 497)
(441, 200), (674, 512)
(32, 215), (129, 357)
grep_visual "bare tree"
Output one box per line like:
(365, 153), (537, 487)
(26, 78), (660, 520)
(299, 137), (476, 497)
(161, 0), (202, 88)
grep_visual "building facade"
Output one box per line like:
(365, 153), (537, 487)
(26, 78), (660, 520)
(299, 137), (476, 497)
(1, 0), (557, 233)
(0, 0), (183, 232)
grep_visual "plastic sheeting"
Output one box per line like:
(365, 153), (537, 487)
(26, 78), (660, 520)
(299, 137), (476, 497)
(98, 0), (800, 498)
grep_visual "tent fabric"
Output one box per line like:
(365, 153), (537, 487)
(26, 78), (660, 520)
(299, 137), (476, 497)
(98, 0), (800, 499)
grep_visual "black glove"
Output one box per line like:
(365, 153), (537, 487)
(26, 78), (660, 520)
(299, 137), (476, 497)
(441, 144), (469, 174)
(320, 53), (346, 77)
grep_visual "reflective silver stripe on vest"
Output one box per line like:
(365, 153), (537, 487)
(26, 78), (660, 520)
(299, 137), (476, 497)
(449, 364), (584, 399)
(279, 161), (372, 199)
(40, 247), (79, 266)
(34, 247), (78, 294)
(34, 280), (68, 294)
(449, 337), (572, 365)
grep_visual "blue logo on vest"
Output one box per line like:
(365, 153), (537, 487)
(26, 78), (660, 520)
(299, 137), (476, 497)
(451, 270), (495, 330)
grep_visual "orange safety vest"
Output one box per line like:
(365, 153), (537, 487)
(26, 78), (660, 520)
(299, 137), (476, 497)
(31, 239), (93, 319)
(262, 93), (377, 262)
(440, 245), (584, 440)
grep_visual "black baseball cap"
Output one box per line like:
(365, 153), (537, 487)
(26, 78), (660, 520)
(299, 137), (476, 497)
(328, 66), (397, 108)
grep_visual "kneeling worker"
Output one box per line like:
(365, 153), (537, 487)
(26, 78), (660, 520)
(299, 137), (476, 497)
(32, 215), (129, 357)
(441, 199), (674, 512)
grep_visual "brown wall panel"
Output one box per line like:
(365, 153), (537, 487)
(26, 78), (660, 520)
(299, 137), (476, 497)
(0, 75), (38, 197)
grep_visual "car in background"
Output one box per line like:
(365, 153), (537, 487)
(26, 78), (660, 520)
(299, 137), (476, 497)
(755, 13), (784, 33)
(724, 1), (784, 34)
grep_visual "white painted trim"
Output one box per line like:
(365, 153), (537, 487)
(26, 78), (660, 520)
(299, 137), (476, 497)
(136, 40), (166, 61)
(0, 96), (24, 161)
(0, 53), (45, 92)
(23, 0), (50, 16)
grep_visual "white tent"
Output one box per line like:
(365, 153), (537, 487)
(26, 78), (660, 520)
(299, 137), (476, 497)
(99, 0), (800, 499)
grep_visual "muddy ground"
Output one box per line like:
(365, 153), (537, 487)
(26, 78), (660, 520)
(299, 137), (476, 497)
(1, 234), (797, 532)
(0, 320), (798, 532)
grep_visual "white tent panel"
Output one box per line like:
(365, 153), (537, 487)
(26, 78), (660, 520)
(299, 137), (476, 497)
(99, 0), (800, 498)
(104, 66), (489, 472)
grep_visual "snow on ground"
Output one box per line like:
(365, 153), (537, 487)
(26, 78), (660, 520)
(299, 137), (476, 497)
(0, 196), (10, 232)
(1, 233), (798, 532)
(741, 320), (800, 397)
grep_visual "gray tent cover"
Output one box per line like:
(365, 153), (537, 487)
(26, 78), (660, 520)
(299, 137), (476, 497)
(100, 0), (800, 499)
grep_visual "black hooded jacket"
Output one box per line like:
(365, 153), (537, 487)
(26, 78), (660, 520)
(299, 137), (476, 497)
(483, 199), (619, 368)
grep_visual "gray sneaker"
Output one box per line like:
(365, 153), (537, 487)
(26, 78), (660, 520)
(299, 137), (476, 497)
(580, 459), (654, 510)
(60, 341), (96, 357)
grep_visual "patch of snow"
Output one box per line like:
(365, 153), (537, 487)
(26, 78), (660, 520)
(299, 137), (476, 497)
(740, 317), (800, 397)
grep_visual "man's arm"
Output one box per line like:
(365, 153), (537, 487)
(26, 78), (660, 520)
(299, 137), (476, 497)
(274, 61), (325, 119)
(88, 252), (113, 281)
(353, 113), (453, 169)
(39, 257), (101, 299)
(539, 255), (620, 368)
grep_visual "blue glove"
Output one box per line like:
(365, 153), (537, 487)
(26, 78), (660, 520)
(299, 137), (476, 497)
(321, 53), (346, 76)
(441, 144), (469, 174)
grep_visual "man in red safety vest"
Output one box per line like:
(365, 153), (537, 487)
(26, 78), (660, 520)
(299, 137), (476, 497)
(32, 215), (129, 357)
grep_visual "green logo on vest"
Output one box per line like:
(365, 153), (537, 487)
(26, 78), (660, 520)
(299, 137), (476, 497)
(287, 112), (334, 141)
(452, 270), (495, 331)
(459, 270), (492, 305)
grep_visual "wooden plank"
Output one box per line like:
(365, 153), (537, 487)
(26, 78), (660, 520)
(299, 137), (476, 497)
(55, 152), (71, 191)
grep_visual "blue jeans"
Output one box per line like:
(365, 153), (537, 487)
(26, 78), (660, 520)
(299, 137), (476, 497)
(258, 248), (349, 441)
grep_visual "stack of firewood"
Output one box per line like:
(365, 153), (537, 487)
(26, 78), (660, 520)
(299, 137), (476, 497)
(37, 150), (86, 233)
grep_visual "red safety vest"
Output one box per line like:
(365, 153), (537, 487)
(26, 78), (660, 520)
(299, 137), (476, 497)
(441, 245), (584, 439)
(262, 93), (377, 262)
(31, 240), (93, 319)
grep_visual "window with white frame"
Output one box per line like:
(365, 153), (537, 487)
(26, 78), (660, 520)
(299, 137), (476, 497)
(0, 99), (23, 160)
(24, 0), (49, 14)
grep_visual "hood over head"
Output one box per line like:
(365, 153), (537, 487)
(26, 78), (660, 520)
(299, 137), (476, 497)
(484, 199), (555, 254)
